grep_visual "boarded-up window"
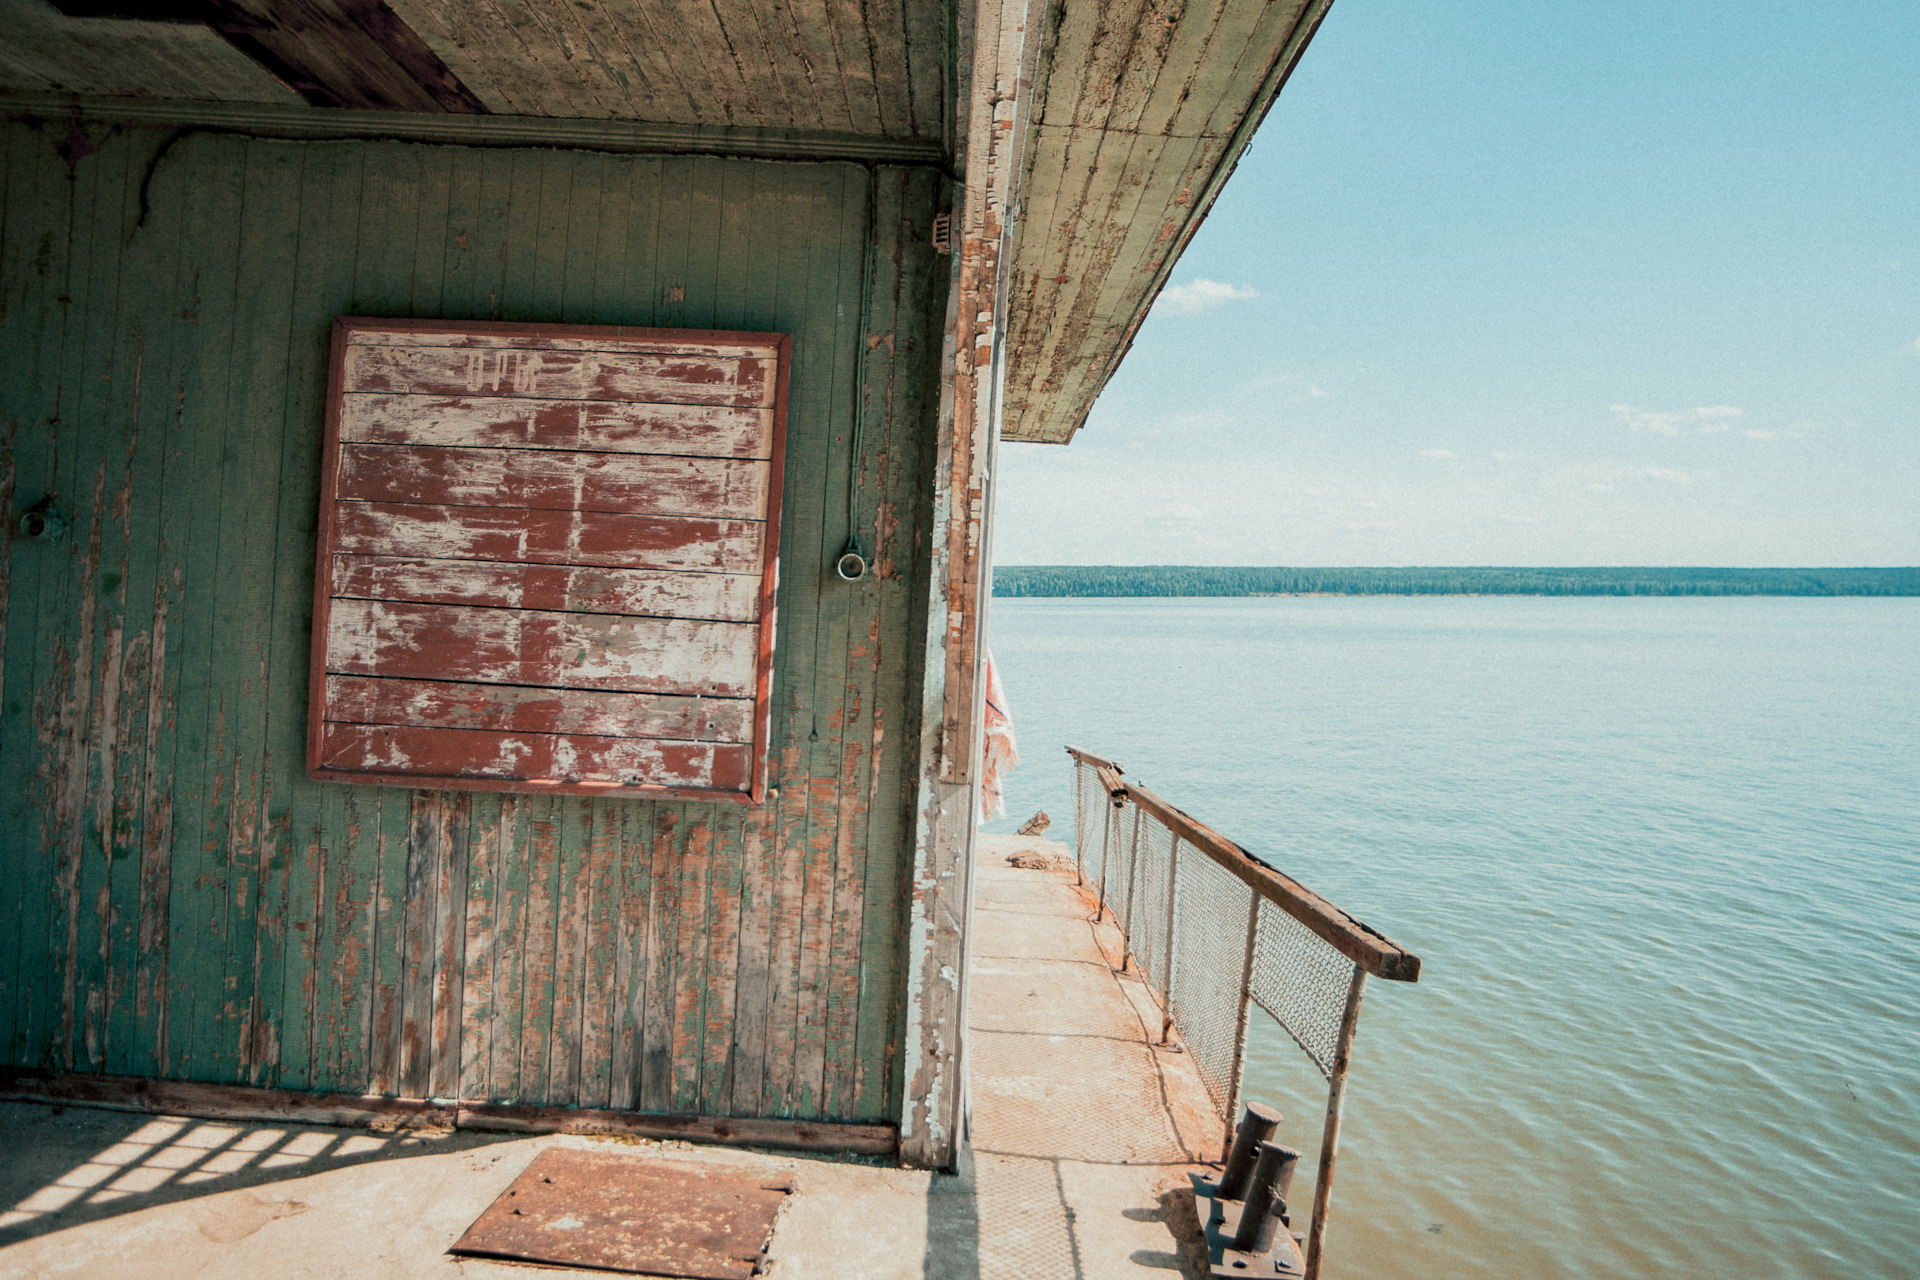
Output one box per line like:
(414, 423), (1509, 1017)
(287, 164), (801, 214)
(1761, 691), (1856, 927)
(307, 319), (788, 803)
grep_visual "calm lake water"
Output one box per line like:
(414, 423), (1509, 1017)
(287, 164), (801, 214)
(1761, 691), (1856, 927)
(981, 596), (1920, 1280)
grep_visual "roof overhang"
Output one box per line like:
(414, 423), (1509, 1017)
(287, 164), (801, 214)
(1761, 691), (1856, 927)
(999, 0), (1334, 444)
(2, 0), (1330, 448)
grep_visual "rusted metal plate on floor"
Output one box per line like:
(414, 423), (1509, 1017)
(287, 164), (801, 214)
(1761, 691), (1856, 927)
(449, 1149), (792, 1278)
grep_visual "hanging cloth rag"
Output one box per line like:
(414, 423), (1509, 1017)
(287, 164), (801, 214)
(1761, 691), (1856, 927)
(980, 650), (1019, 820)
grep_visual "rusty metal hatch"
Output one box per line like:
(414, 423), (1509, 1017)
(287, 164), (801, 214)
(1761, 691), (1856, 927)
(450, 1149), (793, 1278)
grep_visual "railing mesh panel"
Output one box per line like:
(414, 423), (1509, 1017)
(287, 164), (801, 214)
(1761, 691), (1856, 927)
(1106, 805), (1140, 938)
(1068, 754), (1370, 1116)
(1128, 822), (1177, 996)
(1169, 844), (1254, 1112)
(1250, 901), (1357, 1080)
(1072, 758), (1108, 885)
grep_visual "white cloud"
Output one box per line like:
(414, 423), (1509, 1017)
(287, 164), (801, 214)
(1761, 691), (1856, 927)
(1589, 483), (1615, 493)
(1633, 467), (1702, 484)
(1420, 448), (1455, 459)
(1912, 336), (1920, 355)
(1611, 403), (1746, 436)
(1745, 428), (1780, 440)
(1155, 278), (1261, 315)
(1307, 386), (1331, 398)
(1492, 451), (1518, 461)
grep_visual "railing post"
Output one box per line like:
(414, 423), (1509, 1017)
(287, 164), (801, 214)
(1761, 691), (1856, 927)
(1120, 802), (1144, 962)
(1071, 760), (1087, 886)
(1158, 838), (1182, 1041)
(1099, 787), (1116, 917)
(1222, 887), (1261, 1160)
(1305, 966), (1368, 1280)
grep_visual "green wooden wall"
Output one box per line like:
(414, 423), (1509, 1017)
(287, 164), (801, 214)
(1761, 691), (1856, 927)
(0, 120), (945, 1125)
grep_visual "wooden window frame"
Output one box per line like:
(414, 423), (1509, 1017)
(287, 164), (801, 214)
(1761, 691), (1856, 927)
(306, 317), (789, 804)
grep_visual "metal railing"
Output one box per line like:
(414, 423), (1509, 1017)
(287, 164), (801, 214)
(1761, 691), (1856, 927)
(1067, 746), (1421, 1280)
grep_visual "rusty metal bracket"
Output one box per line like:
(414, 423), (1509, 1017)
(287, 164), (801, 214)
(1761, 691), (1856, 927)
(1192, 1101), (1304, 1278)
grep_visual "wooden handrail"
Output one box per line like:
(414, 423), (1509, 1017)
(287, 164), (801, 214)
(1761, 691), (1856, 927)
(1062, 746), (1421, 982)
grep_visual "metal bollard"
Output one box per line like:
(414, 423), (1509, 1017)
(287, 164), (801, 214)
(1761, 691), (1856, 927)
(1218, 1102), (1282, 1201)
(1233, 1141), (1301, 1254)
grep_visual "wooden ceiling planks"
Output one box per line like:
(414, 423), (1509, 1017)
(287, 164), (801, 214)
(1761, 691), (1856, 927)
(0, 0), (295, 102)
(1001, 0), (1335, 444)
(380, 0), (946, 138)
(0, 0), (947, 141)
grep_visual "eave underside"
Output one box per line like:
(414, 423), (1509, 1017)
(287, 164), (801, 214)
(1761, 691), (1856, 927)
(1000, 0), (1333, 444)
(0, 0), (951, 143)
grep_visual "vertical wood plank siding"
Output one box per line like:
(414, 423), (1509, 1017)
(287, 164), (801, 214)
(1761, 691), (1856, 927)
(0, 122), (943, 1127)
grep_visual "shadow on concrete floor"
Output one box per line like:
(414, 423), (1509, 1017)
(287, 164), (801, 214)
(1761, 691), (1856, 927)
(0, 1100), (514, 1247)
(918, 1142), (1208, 1280)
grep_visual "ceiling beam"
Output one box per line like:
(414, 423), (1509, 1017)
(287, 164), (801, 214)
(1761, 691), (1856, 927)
(48, 0), (487, 113)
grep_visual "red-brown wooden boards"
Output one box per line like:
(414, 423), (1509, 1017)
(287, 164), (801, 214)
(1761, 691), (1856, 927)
(309, 319), (790, 802)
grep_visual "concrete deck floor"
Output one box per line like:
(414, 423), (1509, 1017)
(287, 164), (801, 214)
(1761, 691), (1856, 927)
(0, 833), (1225, 1280)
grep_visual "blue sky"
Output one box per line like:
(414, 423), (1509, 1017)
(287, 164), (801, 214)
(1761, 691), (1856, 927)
(993, 0), (1920, 567)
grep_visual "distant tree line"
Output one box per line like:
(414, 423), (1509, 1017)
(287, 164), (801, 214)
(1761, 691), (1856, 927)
(992, 566), (1920, 597)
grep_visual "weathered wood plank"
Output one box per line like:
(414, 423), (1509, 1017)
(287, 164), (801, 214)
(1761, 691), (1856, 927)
(576, 798), (621, 1110)
(1127, 0), (1236, 136)
(335, 442), (771, 520)
(543, 798), (591, 1105)
(396, 793), (441, 1097)
(790, 164), (871, 1118)
(636, 808), (680, 1112)
(794, 771), (838, 1117)
(428, 792), (471, 1098)
(571, 1), (703, 127)
(851, 165), (941, 1120)
(0, 126), (50, 1067)
(668, 815), (714, 1111)
(557, 153), (606, 328)
(757, 160), (852, 1119)
(324, 675), (755, 744)
(516, 797), (561, 1103)
(728, 803), (776, 1115)
(339, 392), (775, 457)
(698, 804), (745, 1112)
(367, 785), (419, 1095)
(527, 151), (575, 325)
(331, 500), (766, 575)
(330, 554), (762, 624)
(347, 325), (781, 360)
(306, 143), (378, 1095)
(50, 139), (119, 1077)
(158, 134), (250, 1085)
(606, 800), (649, 1110)
(69, 136), (137, 1077)
(829, 167), (924, 1118)
(219, 138), (307, 1089)
(409, 145), (458, 321)
(680, 158), (727, 331)
(317, 723), (754, 792)
(456, 794), (502, 1100)
(351, 141), (436, 1099)
(324, 599), (758, 698)
(1189, 0), (1318, 143)
(617, 155), (664, 333)
(262, 136), (352, 1093)
(486, 794), (532, 1100)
